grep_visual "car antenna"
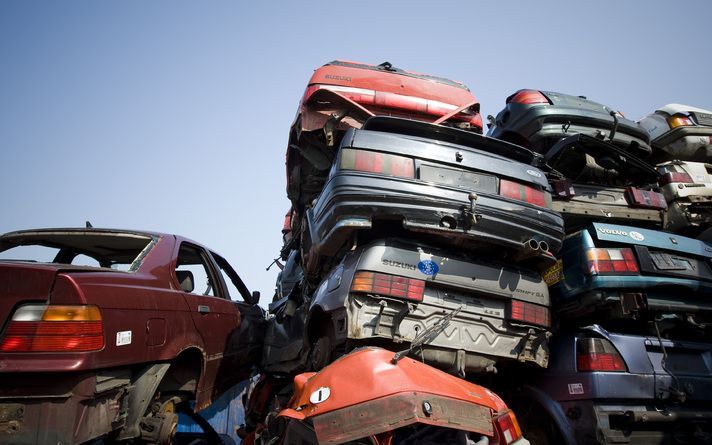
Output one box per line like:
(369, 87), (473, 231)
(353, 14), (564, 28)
(391, 306), (462, 364)
(86, 221), (93, 228)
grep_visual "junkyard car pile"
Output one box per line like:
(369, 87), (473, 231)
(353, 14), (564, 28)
(251, 67), (712, 445)
(488, 91), (712, 444)
(2, 61), (712, 445)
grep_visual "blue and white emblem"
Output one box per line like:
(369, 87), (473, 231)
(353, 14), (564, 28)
(418, 259), (439, 276)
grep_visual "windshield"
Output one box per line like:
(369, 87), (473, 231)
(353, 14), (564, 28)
(0, 230), (157, 272)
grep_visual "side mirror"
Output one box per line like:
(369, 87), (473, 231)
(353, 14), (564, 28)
(251, 291), (261, 305)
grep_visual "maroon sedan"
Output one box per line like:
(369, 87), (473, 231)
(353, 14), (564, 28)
(0, 228), (265, 445)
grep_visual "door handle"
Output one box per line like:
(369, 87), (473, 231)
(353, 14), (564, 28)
(198, 305), (210, 315)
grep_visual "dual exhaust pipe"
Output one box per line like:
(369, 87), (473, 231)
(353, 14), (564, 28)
(512, 238), (549, 261)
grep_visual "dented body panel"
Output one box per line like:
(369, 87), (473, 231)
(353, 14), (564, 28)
(270, 348), (529, 445)
(262, 238), (552, 376)
(286, 60), (483, 211)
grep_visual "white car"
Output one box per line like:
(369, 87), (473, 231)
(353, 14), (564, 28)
(639, 103), (712, 162)
(658, 160), (712, 235)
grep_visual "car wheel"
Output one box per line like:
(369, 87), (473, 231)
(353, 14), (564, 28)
(308, 335), (332, 371)
(139, 395), (181, 445)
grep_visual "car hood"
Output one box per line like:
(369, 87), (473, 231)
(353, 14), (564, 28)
(285, 347), (504, 416)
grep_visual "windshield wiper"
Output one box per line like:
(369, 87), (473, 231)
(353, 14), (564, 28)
(391, 306), (462, 364)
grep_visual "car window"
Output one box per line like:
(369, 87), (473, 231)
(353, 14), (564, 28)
(71, 254), (101, 267)
(210, 251), (252, 302)
(0, 245), (59, 262)
(176, 243), (221, 298)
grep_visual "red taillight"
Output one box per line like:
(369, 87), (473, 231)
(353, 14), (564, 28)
(510, 300), (551, 328)
(0, 305), (104, 352)
(507, 89), (550, 105)
(668, 114), (694, 129)
(340, 148), (415, 179)
(495, 410), (523, 445)
(577, 337), (626, 372)
(500, 179), (551, 208)
(586, 248), (639, 275)
(659, 171), (694, 186)
(351, 271), (425, 302)
(624, 187), (668, 210)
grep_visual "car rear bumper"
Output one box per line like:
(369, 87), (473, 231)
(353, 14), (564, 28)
(558, 400), (712, 445)
(498, 108), (651, 157)
(307, 174), (563, 265)
(665, 199), (712, 234)
(0, 370), (129, 445)
(553, 199), (663, 232)
(553, 288), (712, 321)
(653, 126), (712, 160)
(345, 292), (550, 372)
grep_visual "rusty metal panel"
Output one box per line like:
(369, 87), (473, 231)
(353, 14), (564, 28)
(311, 392), (493, 445)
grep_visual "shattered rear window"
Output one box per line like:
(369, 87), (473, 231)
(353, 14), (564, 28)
(0, 230), (157, 272)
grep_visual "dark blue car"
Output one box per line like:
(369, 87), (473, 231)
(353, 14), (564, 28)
(546, 222), (712, 323)
(507, 324), (712, 445)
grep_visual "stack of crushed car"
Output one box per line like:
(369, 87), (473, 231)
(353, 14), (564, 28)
(248, 62), (712, 445)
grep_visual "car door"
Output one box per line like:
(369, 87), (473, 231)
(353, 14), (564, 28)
(209, 250), (266, 380)
(175, 242), (241, 396)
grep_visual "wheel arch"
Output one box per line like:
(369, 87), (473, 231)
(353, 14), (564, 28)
(515, 385), (577, 445)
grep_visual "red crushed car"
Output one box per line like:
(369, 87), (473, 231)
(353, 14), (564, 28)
(0, 228), (265, 445)
(286, 60), (483, 213)
(254, 347), (529, 445)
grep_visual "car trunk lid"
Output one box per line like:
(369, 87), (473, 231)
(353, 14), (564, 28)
(352, 120), (549, 191)
(644, 336), (712, 403)
(355, 240), (549, 307)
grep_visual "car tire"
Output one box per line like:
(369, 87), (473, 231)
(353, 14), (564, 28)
(308, 335), (332, 371)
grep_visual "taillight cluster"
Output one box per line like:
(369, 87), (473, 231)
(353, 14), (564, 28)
(506, 89), (550, 105)
(659, 171), (694, 186)
(351, 271), (425, 302)
(624, 187), (667, 210)
(500, 179), (552, 208)
(510, 300), (551, 328)
(576, 337), (626, 372)
(586, 248), (639, 275)
(494, 410), (524, 445)
(667, 114), (694, 129)
(339, 148), (415, 179)
(0, 304), (104, 352)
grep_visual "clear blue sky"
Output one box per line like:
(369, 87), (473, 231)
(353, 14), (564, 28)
(2, 1), (711, 302)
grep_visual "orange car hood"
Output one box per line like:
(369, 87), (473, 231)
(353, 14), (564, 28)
(282, 347), (507, 419)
